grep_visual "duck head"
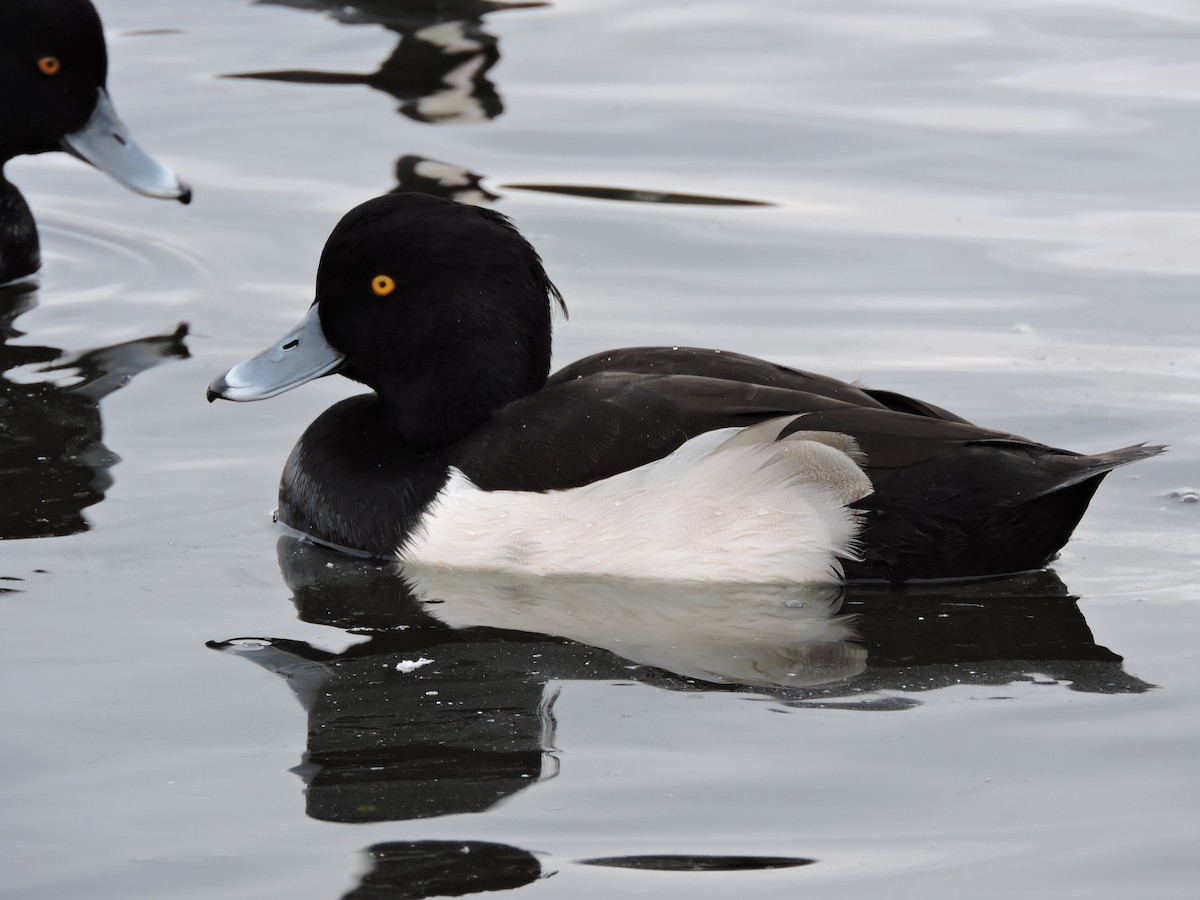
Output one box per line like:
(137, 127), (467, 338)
(0, 0), (191, 201)
(209, 192), (565, 446)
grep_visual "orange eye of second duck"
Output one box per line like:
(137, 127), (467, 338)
(38, 56), (61, 75)
(371, 275), (395, 296)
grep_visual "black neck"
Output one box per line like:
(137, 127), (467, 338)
(278, 394), (453, 558)
(340, 309), (553, 448)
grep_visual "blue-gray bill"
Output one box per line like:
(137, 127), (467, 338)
(207, 305), (345, 402)
(60, 88), (191, 204)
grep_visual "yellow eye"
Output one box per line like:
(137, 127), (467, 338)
(38, 56), (61, 75)
(370, 274), (396, 297)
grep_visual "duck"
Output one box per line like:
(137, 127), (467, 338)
(0, 0), (191, 285)
(207, 192), (1163, 585)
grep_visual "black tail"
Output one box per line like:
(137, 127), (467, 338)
(848, 442), (1166, 583)
(1034, 443), (1166, 497)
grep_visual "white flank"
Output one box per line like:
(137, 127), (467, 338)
(402, 417), (873, 583)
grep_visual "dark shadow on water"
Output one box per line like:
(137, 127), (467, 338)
(231, 1), (549, 124)
(0, 284), (188, 540)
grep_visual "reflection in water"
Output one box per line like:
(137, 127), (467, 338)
(234, 1), (548, 123)
(210, 536), (1151, 894)
(211, 628), (567, 824)
(391, 155), (499, 204)
(804, 574), (1155, 710)
(210, 536), (1150, 832)
(342, 841), (544, 899)
(0, 285), (189, 539)
(578, 854), (815, 872)
(402, 564), (859, 689)
(234, 1), (773, 202)
(390, 154), (773, 207)
(502, 183), (772, 206)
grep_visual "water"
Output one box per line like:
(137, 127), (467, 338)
(2, 0), (1199, 897)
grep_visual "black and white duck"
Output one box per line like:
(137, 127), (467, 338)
(208, 192), (1162, 584)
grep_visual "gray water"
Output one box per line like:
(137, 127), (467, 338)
(2, 1), (1199, 897)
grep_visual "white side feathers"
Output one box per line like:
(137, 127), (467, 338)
(404, 416), (873, 583)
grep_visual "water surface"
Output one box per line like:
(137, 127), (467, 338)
(2, 1), (1198, 898)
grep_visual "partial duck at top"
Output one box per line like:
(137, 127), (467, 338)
(0, 0), (191, 285)
(232, 0), (548, 124)
(208, 192), (1162, 585)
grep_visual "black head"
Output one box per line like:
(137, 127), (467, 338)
(0, 0), (108, 161)
(315, 192), (565, 445)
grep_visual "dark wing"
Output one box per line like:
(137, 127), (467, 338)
(550, 346), (974, 423)
(451, 362), (1032, 493)
(452, 371), (847, 490)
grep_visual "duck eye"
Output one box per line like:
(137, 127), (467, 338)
(370, 274), (396, 297)
(38, 56), (61, 76)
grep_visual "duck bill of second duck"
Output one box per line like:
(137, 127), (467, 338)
(61, 88), (191, 203)
(207, 305), (345, 402)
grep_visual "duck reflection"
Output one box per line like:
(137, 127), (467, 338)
(389, 153), (772, 207)
(212, 629), (567, 824)
(209, 536), (1149, 826)
(336, 841), (817, 898)
(799, 574), (1154, 710)
(391, 155), (499, 204)
(342, 841), (544, 899)
(233, 1), (548, 124)
(0, 285), (188, 539)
